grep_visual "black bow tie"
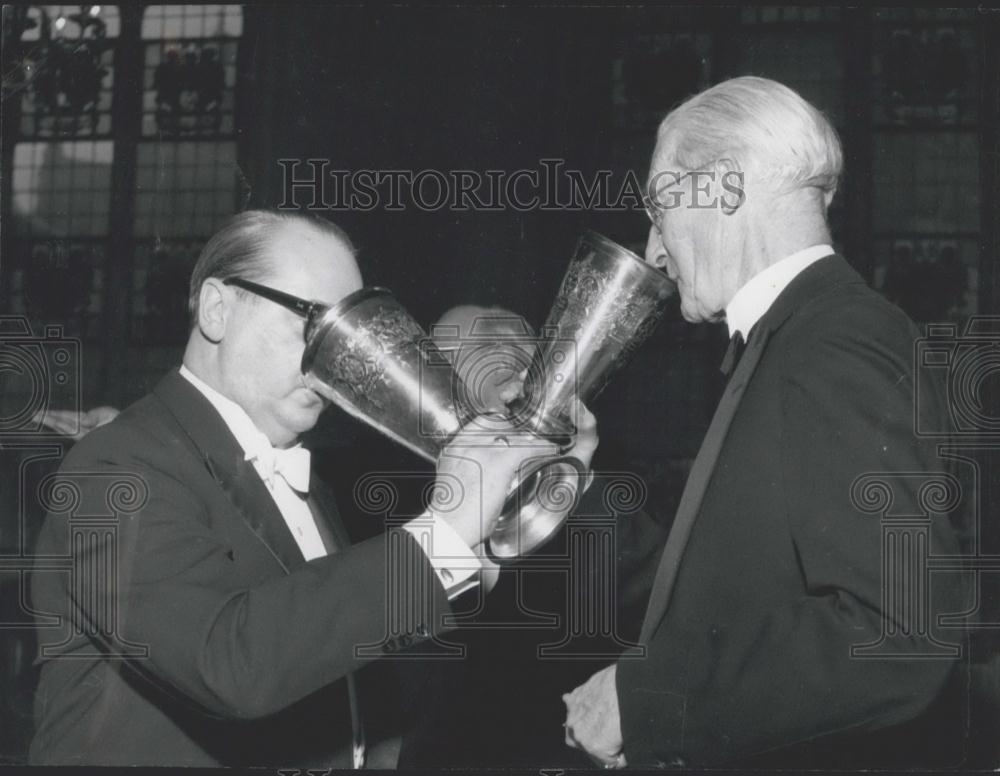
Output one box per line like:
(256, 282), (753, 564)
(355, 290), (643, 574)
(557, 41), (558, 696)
(720, 330), (747, 378)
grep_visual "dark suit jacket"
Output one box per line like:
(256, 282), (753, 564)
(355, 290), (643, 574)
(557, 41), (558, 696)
(28, 369), (452, 766)
(617, 255), (969, 768)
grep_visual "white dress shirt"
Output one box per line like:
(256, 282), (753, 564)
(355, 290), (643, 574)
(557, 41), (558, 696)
(180, 366), (327, 560)
(179, 365), (480, 596)
(725, 244), (834, 339)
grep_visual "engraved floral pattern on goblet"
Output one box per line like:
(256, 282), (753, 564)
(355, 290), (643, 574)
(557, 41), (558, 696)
(326, 306), (425, 413)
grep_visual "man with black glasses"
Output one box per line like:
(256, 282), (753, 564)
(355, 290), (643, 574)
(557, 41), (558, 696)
(29, 210), (583, 766)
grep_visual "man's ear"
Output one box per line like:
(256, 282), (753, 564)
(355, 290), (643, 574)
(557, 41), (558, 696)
(715, 157), (745, 215)
(197, 279), (228, 343)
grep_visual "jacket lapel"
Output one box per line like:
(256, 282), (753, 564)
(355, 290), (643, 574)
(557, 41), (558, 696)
(638, 254), (862, 642)
(153, 369), (306, 574)
(307, 479), (351, 555)
(638, 326), (770, 642)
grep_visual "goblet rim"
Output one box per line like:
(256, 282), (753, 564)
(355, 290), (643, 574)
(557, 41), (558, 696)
(301, 285), (396, 374)
(580, 229), (670, 284)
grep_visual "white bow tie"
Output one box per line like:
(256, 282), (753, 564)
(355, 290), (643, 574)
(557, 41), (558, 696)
(250, 444), (311, 494)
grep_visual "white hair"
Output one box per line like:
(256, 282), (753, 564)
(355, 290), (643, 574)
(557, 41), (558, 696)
(652, 76), (842, 202)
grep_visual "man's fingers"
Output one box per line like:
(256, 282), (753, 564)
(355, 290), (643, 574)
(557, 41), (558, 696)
(497, 374), (525, 404)
(88, 406), (120, 426)
(562, 667), (625, 767)
(43, 415), (77, 436)
(448, 415), (560, 452)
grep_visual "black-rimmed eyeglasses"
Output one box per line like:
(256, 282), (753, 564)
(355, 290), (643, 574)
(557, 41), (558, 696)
(223, 277), (327, 340)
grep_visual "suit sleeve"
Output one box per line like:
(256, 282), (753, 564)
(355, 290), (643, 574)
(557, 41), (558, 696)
(34, 432), (454, 721)
(617, 300), (966, 764)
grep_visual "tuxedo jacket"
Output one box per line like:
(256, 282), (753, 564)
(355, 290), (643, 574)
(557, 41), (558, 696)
(29, 369), (451, 766)
(617, 255), (968, 768)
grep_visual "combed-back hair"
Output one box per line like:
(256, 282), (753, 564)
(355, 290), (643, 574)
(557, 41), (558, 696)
(187, 210), (354, 319)
(653, 76), (842, 202)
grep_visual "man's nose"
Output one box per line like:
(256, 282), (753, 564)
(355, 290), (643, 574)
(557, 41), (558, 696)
(645, 227), (668, 269)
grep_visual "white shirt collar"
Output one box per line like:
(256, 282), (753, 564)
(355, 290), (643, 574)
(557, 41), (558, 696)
(725, 244), (834, 338)
(178, 365), (309, 490)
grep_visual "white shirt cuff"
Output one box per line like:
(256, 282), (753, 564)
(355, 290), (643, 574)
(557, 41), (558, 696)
(402, 511), (481, 600)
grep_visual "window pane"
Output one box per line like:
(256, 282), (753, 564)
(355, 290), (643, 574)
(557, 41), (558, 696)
(13, 6), (117, 139)
(140, 6), (241, 138)
(130, 240), (202, 344)
(141, 5), (243, 40)
(872, 237), (978, 323)
(12, 141), (114, 238)
(18, 5), (120, 41)
(143, 39), (238, 138)
(873, 24), (979, 127)
(134, 141), (238, 238)
(8, 239), (107, 341)
(611, 34), (712, 133)
(735, 30), (845, 126)
(872, 132), (980, 234)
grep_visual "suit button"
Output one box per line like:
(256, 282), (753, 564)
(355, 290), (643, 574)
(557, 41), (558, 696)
(668, 755), (687, 768)
(384, 639), (397, 653)
(415, 623), (429, 638)
(399, 634), (412, 648)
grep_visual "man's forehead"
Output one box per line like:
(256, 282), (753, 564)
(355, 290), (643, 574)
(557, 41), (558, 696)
(268, 221), (349, 258)
(264, 222), (346, 267)
(434, 306), (528, 338)
(435, 306), (486, 333)
(646, 141), (676, 190)
(260, 222), (359, 301)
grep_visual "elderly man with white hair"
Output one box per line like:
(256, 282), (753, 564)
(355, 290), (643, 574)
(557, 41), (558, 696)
(562, 76), (966, 769)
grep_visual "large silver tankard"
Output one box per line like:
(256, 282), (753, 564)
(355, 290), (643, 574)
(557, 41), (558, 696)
(511, 230), (675, 442)
(497, 231), (674, 543)
(300, 287), (583, 559)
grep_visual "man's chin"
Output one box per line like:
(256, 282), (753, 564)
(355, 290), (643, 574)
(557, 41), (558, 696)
(272, 405), (324, 444)
(293, 406), (324, 432)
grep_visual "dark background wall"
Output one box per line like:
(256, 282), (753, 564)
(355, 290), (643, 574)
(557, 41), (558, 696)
(2, 3), (1000, 764)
